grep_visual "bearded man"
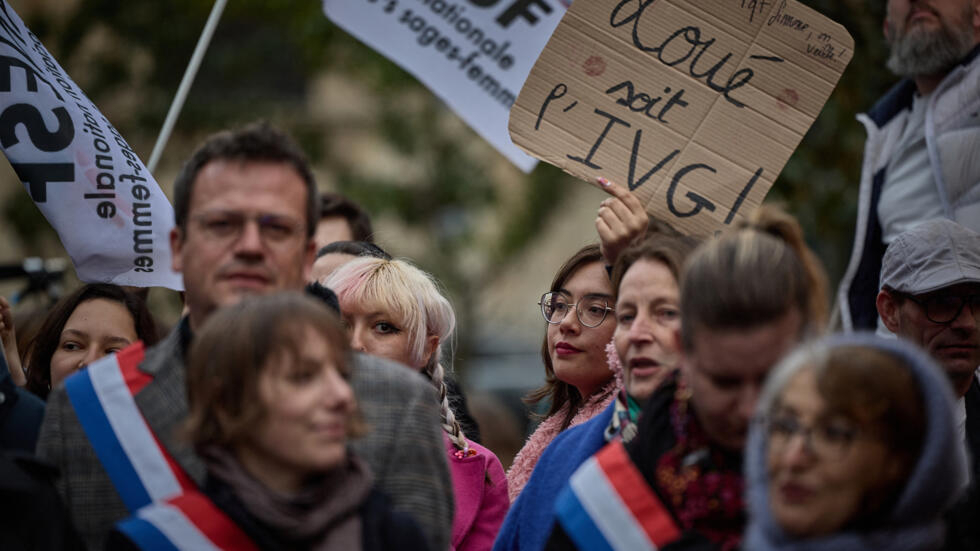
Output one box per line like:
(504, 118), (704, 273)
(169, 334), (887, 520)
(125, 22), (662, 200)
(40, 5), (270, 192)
(838, 0), (980, 332)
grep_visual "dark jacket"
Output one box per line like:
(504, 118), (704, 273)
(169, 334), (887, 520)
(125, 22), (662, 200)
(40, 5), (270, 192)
(546, 377), (736, 551)
(445, 374), (482, 445)
(0, 352), (44, 453)
(944, 378), (980, 551)
(0, 451), (84, 551)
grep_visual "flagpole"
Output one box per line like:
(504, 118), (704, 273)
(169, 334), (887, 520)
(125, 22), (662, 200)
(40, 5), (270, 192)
(147, 0), (228, 174)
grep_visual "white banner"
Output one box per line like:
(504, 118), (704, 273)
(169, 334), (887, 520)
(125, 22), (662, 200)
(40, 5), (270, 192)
(0, 2), (181, 290)
(323, 0), (569, 173)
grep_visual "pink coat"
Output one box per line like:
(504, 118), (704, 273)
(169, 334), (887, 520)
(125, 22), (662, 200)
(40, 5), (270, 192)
(446, 435), (509, 551)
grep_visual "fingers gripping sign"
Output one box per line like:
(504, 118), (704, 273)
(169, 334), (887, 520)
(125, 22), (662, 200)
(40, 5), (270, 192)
(596, 177), (648, 266)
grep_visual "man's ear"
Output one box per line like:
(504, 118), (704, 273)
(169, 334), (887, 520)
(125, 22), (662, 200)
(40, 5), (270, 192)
(883, 16), (891, 41)
(877, 290), (902, 333)
(170, 226), (184, 273)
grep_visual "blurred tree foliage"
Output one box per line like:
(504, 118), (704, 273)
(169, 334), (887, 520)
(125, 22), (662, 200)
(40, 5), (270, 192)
(8, 0), (895, 355)
(770, 0), (891, 287)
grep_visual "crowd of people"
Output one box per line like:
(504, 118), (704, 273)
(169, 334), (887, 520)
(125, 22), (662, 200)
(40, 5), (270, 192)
(0, 0), (978, 549)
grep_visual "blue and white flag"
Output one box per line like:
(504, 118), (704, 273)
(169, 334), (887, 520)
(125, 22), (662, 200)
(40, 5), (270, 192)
(0, 1), (181, 289)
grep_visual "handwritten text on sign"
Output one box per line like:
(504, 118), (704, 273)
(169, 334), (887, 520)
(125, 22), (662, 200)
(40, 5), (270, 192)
(509, 0), (853, 235)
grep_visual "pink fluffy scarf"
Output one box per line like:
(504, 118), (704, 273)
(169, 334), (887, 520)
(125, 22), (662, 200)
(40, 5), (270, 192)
(506, 343), (622, 502)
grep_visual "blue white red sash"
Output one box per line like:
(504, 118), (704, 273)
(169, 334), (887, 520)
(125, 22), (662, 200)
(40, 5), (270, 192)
(116, 493), (259, 551)
(64, 342), (257, 550)
(65, 342), (190, 511)
(555, 440), (681, 551)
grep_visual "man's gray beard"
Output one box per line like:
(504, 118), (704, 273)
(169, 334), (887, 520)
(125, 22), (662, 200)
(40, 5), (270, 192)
(886, 21), (975, 77)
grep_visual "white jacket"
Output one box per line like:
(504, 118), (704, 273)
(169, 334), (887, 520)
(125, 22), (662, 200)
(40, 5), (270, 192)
(838, 46), (980, 331)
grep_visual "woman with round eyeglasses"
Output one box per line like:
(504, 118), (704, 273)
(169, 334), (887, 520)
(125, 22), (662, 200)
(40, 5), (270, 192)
(506, 178), (651, 502)
(495, 234), (698, 551)
(744, 334), (967, 551)
(505, 244), (617, 502)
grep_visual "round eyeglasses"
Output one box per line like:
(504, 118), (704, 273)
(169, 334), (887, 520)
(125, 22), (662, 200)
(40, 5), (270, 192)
(901, 292), (980, 325)
(538, 292), (613, 328)
(764, 413), (859, 461)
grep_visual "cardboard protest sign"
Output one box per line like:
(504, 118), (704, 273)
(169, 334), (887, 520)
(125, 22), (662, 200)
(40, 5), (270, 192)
(509, 0), (853, 235)
(0, 1), (182, 289)
(323, 0), (569, 173)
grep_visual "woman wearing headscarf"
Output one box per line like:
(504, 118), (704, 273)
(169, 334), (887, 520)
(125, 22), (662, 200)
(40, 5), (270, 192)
(744, 333), (967, 551)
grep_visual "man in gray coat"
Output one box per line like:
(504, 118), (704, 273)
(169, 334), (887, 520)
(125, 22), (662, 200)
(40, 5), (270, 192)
(36, 123), (453, 550)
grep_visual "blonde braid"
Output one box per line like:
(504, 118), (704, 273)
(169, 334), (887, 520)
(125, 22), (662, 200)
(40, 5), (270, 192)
(428, 360), (469, 452)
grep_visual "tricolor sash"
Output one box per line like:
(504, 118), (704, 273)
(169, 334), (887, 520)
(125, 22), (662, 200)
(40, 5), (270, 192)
(64, 342), (257, 550)
(65, 343), (189, 511)
(116, 493), (259, 551)
(555, 440), (681, 551)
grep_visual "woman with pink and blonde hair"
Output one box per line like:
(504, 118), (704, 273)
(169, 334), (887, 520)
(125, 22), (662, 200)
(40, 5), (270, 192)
(326, 257), (508, 551)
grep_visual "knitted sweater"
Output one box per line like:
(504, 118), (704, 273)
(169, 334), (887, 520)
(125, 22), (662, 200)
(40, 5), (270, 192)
(506, 377), (619, 502)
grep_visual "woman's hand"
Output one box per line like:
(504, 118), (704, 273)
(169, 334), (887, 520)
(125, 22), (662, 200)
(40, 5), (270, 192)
(595, 177), (648, 267)
(0, 297), (26, 386)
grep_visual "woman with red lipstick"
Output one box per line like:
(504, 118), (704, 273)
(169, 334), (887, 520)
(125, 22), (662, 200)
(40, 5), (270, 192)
(110, 293), (429, 551)
(495, 234), (698, 551)
(505, 178), (652, 503)
(505, 244), (620, 501)
(744, 334), (966, 551)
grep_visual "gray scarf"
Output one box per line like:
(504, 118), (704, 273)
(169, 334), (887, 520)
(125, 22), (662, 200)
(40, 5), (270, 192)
(203, 445), (374, 551)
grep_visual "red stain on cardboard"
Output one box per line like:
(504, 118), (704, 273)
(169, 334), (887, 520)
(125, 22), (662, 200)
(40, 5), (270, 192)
(583, 56), (606, 76)
(777, 88), (799, 109)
